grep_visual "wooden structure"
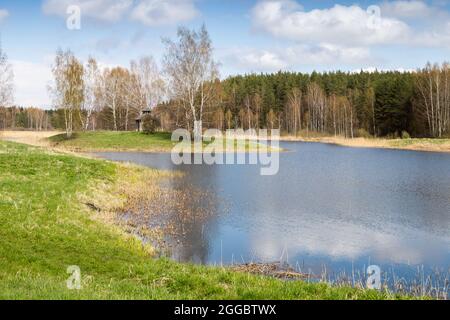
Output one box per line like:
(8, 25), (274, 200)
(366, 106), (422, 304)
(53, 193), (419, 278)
(135, 108), (152, 132)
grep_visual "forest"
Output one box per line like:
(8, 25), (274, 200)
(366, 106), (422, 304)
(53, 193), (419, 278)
(2, 66), (450, 139)
(0, 27), (449, 139)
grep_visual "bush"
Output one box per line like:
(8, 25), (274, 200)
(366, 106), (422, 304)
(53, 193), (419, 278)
(141, 114), (160, 134)
(357, 128), (372, 138)
(401, 131), (411, 139)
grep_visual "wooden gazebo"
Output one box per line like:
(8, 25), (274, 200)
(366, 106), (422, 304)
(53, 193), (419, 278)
(136, 108), (152, 132)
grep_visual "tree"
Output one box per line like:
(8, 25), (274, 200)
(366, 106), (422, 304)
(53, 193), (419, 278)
(286, 87), (302, 135)
(225, 109), (233, 129)
(49, 49), (83, 138)
(101, 67), (124, 131)
(131, 56), (164, 113)
(306, 82), (327, 133)
(0, 42), (14, 107)
(162, 24), (219, 139)
(415, 62), (450, 137)
(82, 57), (100, 131)
(141, 113), (160, 134)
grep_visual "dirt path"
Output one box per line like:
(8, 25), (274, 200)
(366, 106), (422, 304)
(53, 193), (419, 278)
(0, 131), (62, 147)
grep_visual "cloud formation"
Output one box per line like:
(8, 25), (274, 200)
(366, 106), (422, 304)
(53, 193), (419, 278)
(251, 0), (410, 46)
(228, 44), (373, 73)
(379, 0), (438, 19)
(42, 0), (199, 26)
(243, 0), (450, 71)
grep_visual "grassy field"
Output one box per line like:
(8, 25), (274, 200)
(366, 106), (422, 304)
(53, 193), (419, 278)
(0, 140), (409, 299)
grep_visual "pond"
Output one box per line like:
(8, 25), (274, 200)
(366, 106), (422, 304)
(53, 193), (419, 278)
(95, 141), (450, 295)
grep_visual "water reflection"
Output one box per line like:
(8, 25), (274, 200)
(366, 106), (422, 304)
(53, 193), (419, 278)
(95, 142), (450, 281)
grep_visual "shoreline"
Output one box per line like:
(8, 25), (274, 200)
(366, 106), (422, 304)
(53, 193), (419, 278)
(278, 135), (450, 154)
(0, 138), (411, 300)
(2, 130), (450, 154)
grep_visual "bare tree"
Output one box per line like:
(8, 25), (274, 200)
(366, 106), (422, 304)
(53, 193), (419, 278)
(49, 49), (83, 138)
(416, 62), (450, 137)
(101, 68), (123, 131)
(253, 93), (262, 130)
(162, 24), (219, 139)
(0, 42), (14, 108)
(131, 56), (164, 114)
(286, 87), (302, 135)
(306, 82), (327, 133)
(82, 57), (100, 130)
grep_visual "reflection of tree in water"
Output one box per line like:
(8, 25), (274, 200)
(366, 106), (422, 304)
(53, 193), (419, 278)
(123, 181), (221, 264)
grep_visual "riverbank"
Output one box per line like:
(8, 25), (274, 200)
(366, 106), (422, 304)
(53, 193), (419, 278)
(281, 135), (450, 153)
(2, 130), (449, 154)
(47, 131), (272, 153)
(0, 140), (410, 299)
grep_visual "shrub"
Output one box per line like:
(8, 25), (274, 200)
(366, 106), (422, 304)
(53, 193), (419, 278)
(141, 114), (160, 134)
(401, 131), (411, 139)
(357, 128), (372, 138)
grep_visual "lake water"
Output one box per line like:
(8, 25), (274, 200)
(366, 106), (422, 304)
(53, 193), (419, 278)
(96, 142), (450, 294)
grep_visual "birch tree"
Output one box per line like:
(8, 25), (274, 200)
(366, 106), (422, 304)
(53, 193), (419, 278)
(306, 82), (327, 133)
(416, 62), (450, 137)
(0, 42), (13, 107)
(162, 25), (219, 139)
(131, 56), (164, 114)
(286, 87), (302, 135)
(82, 57), (100, 131)
(49, 49), (83, 138)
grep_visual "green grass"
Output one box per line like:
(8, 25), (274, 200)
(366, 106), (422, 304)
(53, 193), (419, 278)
(0, 141), (409, 299)
(49, 131), (176, 152)
(48, 131), (275, 153)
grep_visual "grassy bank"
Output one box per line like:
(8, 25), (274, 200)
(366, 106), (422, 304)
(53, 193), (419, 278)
(49, 131), (275, 153)
(0, 141), (408, 299)
(282, 135), (450, 153)
(49, 131), (175, 152)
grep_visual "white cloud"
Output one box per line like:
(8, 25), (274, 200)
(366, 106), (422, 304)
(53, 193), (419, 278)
(130, 0), (199, 26)
(0, 9), (9, 22)
(379, 0), (437, 19)
(251, 0), (411, 46)
(227, 44), (373, 73)
(11, 60), (53, 107)
(237, 50), (288, 71)
(42, 0), (199, 25)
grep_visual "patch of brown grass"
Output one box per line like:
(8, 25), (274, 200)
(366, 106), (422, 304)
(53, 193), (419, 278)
(77, 162), (178, 257)
(0, 131), (62, 147)
(280, 135), (450, 153)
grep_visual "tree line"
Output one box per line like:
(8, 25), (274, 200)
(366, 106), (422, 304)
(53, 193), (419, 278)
(1, 26), (450, 138)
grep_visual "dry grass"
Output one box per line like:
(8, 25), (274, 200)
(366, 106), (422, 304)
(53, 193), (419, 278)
(0, 131), (62, 147)
(280, 135), (450, 153)
(77, 161), (179, 256)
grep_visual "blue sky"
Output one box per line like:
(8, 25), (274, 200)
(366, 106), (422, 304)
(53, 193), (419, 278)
(1, 0), (450, 107)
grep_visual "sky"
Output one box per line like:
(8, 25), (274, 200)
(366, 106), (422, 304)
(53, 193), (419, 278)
(1, 0), (450, 107)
